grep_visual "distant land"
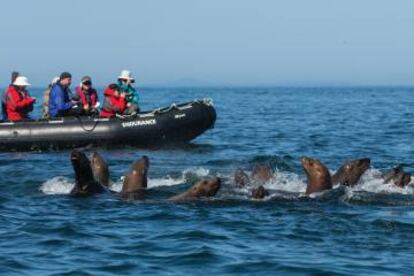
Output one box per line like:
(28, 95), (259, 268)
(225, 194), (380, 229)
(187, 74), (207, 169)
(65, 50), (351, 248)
(142, 78), (414, 88)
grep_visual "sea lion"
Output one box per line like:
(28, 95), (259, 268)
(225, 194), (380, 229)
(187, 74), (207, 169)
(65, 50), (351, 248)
(120, 156), (149, 200)
(90, 151), (110, 187)
(70, 149), (105, 196)
(251, 185), (269, 199)
(251, 163), (273, 183)
(301, 156), (332, 195)
(383, 165), (412, 188)
(169, 177), (221, 201)
(332, 158), (370, 186)
(234, 168), (250, 188)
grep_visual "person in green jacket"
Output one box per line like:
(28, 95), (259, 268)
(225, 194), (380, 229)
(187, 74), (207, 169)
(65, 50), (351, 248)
(117, 70), (139, 115)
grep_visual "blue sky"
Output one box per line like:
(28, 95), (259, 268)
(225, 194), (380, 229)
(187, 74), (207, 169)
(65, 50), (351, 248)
(0, 0), (413, 86)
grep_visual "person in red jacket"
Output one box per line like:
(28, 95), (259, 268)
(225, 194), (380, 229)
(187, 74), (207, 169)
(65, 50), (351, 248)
(99, 84), (126, 118)
(6, 76), (36, 122)
(1, 71), (19, 120)
(74, 76), (99, 115)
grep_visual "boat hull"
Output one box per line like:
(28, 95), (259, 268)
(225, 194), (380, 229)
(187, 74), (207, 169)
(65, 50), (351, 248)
(0, 99), (216, 151)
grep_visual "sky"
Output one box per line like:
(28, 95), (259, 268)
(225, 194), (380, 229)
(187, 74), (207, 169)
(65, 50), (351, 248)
(0, 0), (413, 87)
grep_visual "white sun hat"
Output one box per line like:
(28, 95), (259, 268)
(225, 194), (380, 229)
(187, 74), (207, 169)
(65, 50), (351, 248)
(13, 76), (31, 86)
(118, 70), (135, 81)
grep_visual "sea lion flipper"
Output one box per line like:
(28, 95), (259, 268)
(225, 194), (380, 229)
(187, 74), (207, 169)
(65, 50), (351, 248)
(90, 151), (110, 188)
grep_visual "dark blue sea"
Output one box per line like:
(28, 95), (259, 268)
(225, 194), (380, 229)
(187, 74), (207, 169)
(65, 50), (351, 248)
(0, 87), (413, 275)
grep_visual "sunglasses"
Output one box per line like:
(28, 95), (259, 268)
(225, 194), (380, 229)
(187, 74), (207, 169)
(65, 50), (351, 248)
(121, 79), (135, 83)
(83, 81), (92, 85)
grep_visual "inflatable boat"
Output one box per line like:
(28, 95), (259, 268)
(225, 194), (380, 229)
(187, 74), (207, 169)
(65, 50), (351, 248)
(0, 99), (216, 151)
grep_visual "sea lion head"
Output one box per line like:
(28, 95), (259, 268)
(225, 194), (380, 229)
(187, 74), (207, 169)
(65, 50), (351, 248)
(399, 173), (412, 187)
(301, 156), (332, 195)
(387, 168), (412, 188)
(70, 149), (104, 196)
(382, 165), (412, 187)
(121, 156), (150, 193)
(90, 151), (110, 187)
(234, 168), (250, 188)
(71, 149), (94, 184)
(332, 158), (370, 186)
(252, 163), (273, 183)
(188, 177), (221, 198)
(251, 185), (269, 199)
(383, 165), (404, 184)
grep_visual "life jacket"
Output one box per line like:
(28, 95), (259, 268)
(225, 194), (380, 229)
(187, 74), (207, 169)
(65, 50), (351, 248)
(75, 85), (98, 108)
(6, 86), (35, 122)
(99, 86), (126, 118)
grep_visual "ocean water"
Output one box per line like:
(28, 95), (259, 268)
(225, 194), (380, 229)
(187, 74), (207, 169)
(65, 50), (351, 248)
(0, 87), (413, 275)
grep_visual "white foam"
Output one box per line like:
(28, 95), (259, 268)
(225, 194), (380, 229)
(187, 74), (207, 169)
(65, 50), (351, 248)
(183, 167), (210, 177)
(263, 170), (307, 193)
(41, 166), (211, 195)
(234, 168), (413, 200)
(346, 168), (414, 195)
(40, 176), (74, 195)
(110, 175), (185, 193)
(149, 176), (183, 188)
(40, 167), (413, 200)
(233, 169), (306, 193)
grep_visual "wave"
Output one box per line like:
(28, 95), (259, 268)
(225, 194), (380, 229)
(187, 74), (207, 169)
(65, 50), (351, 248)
(40, 176), (74, 195)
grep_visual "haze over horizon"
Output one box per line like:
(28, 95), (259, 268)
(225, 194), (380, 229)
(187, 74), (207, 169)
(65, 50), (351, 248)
(0, 0), (413, 87)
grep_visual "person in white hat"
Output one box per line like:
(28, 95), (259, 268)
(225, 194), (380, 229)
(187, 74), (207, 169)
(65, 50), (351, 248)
(5, 76), (36, 122)
(116, 70), (140, 115)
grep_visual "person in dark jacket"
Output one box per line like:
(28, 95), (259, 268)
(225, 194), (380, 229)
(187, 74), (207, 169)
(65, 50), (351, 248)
(74, 76), (99, 115)
(6, 76), (36, 122)
(99, 84), (126, 118)
(1, 71), (19, 120)
(48, 72), (82, 118)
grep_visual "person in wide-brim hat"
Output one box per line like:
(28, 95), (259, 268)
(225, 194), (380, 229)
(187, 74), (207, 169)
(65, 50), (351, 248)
(13, 76), (31, 87)
(6, 75), (36, 122)
(116, 70), (140, 115)
(118, 70), (135, 83)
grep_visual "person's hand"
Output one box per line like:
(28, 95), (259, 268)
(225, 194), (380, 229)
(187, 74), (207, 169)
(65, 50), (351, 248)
(126, 102), (131, 107)
(120, 92), (126, 98)
(84, 104), (90, 110)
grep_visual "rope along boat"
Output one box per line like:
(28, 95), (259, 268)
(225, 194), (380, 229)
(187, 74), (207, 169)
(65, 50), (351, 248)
(0, 99), (216, 151)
